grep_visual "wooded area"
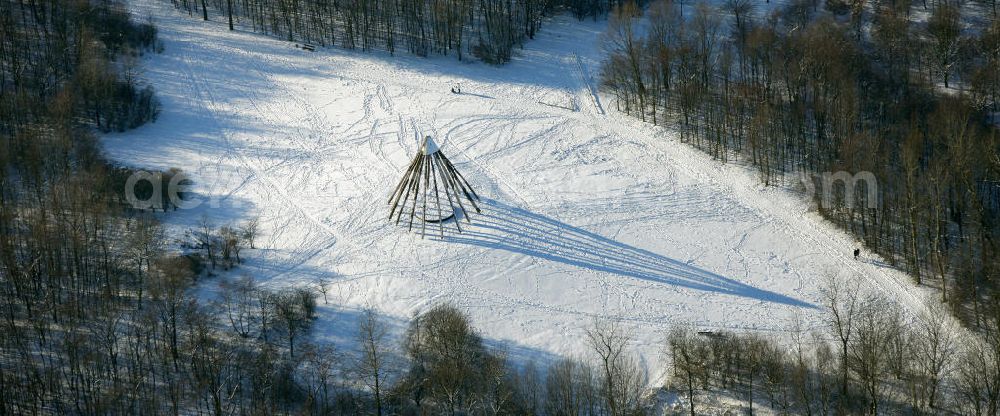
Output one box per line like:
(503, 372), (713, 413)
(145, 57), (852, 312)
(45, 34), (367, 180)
(600, 0), (1000, 329)
(665, 274), (1000, 415)
(0, 0), (667, 413)
(171, 0), (648, 63)
(6, 0), (1000, 413)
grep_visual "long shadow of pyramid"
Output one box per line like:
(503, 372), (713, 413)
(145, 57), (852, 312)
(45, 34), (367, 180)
(443, 199), (814, 309)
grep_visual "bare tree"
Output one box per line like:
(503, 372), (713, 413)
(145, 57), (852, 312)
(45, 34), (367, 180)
(514, 361), (543, 414)
(240, 217), (259, 249)
(604, 2), (647, 121)
(357, 308), (390, 416)
(848, 296), (903, 415)
(545, 357), (600, 416)
(218, 275), (259, 338)
(586, 319), (647, 416)
(956, 336), (1000, 415)
(273, 288), (317, 357)
(314, 276), (331, 304)
(226, 0), (234, 30)
(478, 348), (516, 415)
(195, 215), (219, 270)
(401, 303), (483, 414)
(912, 300), (958, 410)
(300, 343), (338, 414)
(820, 272), (860, 402)
(668, 327), (707, 416)
(218, 225), (242, 269)
(926, 3), (961, 88)
(150, 256), (195, 369)
(127, 215), (164, 306)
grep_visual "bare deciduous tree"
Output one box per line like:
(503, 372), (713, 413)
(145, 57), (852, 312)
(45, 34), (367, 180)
(358, 308), (390, 416)
(821, 272), (860, 402)
(586, 319), (647, 416)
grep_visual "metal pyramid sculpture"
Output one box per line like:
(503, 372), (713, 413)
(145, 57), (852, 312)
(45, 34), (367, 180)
(388, 136), (481, 238)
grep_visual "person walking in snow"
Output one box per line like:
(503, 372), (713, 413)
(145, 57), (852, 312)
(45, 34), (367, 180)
(853, 248), (860, 260)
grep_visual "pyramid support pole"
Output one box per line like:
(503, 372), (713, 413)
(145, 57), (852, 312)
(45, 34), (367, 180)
(440, 152), (481, 202)
(432, 152), (470, 226)
(431, 153), (462, 232)
(390, 136), (480, 235)
(420, 152), (431, 239)
(439, 153), (481, 214)
(431, 153), (462, 233)
(397, 155), (422, 225)
(444, 164), (480, 217)
(429, 153), (445, 238)
(389, 154), (421, 205)
(388, 156), (421, 220)
(407, 155), (425, 232)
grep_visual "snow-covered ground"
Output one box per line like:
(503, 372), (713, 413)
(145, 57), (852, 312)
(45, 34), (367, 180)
(108, 0), (935, 384)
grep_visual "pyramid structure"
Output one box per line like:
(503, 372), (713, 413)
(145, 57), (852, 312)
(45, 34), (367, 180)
(388, 136), (481, 237)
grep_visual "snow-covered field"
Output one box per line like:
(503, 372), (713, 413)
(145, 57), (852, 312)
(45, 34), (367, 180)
(107, 0), (933, 384)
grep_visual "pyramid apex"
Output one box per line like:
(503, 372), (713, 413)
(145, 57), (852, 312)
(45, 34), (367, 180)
(421, 136), (440, 155)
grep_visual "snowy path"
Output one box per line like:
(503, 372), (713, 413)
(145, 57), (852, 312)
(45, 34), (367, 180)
(107, 0), (936, 382)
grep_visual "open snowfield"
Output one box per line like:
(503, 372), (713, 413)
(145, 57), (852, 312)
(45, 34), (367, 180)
(107, 0), (935, 383)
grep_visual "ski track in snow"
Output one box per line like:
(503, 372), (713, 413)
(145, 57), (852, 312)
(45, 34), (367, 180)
(107, 0), (943, 384)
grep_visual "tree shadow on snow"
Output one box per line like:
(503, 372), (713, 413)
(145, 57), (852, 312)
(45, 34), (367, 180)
(443, 199), (815, 309)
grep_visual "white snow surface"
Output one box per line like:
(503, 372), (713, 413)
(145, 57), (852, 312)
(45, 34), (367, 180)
(108, 0), (937, 384)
